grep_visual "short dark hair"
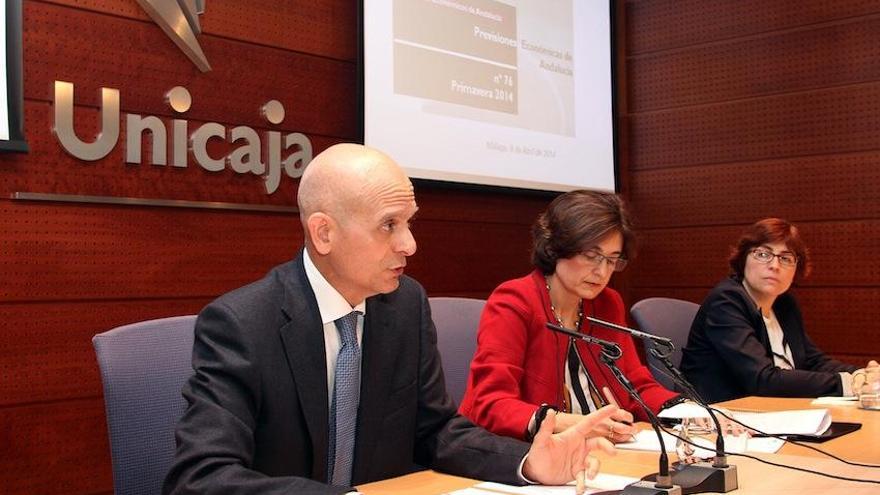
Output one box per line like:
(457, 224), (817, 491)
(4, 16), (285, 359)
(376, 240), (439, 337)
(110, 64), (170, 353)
(531, 190), (636, 275)
(728, 218), (811, 282)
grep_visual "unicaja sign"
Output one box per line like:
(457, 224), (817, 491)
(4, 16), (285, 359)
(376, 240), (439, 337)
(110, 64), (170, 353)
(52, 81), (312, 194)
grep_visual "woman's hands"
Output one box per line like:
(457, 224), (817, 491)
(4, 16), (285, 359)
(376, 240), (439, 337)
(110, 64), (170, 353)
(553, 408), (636, 443)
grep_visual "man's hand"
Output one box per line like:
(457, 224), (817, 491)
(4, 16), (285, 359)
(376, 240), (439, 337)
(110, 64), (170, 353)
(522, 405), (618, 487)
(852, 360), (880, 394)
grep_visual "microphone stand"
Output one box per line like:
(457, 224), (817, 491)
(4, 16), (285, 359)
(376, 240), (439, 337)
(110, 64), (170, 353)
(585, 316), (738, 494)
(546, 323), (681, 495)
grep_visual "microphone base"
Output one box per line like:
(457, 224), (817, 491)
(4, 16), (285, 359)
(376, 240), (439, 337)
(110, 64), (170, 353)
(642, 462), (738, 494)
(619, 480), (683, 495)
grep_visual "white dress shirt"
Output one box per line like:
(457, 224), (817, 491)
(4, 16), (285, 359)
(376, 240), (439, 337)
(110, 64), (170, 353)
(303, 249), (366, 408)
(763, 310), (794, 370)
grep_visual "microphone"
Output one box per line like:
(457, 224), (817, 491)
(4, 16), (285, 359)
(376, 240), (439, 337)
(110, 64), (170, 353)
(585, 316), (674, 350)
(545, 322), (622, 359)
(585, 316), (738, 494)
(546, 322), (682, 495)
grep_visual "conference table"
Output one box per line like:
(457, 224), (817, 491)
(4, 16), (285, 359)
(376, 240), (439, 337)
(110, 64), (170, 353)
(359, 397), (880, 494)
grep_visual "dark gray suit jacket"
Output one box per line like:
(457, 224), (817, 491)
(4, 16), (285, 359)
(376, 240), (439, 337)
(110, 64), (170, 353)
(681, 277), (856, 404)
(163, 252), (529, 494)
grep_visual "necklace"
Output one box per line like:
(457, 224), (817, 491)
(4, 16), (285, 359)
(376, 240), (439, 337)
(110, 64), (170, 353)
(546, 276), (584, 414)
(545, 276), (583, 330)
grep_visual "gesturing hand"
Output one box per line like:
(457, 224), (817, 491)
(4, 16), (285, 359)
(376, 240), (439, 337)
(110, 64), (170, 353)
(522, 405), (618, 487)
(554, 408), (635, 443)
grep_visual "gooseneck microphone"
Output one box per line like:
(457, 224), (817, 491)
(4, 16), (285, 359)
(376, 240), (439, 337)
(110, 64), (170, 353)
(545, 322), (682, 495)
(585, 316), (674, 349)
(545, 322), (622, 359)
(584, 316), (738, 494)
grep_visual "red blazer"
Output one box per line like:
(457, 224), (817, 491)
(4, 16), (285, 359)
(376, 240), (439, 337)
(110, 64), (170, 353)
(459, 270), (678, 440)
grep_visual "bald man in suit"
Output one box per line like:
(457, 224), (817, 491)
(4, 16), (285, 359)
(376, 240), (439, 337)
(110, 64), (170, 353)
(164, 143), (617, 494)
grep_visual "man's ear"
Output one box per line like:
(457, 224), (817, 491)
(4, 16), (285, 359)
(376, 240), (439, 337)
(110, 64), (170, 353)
(307, 212), (334, 255)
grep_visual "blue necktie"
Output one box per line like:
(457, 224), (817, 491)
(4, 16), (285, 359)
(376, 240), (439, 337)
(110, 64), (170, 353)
(328, 311), (361, 486)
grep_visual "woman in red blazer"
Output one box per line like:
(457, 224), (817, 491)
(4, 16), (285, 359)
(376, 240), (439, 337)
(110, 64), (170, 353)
(459, 190), (681, 442)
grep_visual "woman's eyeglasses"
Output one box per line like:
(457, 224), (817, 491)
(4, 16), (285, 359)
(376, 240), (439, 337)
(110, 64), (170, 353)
(749, 247), (798, 267)
(581, 250), (628, 272)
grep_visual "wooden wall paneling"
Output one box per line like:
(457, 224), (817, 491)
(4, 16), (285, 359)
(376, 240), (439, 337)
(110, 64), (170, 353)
(0, 202), (303, 301)
(36, 0), (358, 61)
(24, 1), (358, 138)
(0, 398), (112, 495)
(413, 186), (550, 225)
(628, 82), (880, 170)
(795, 287), (880, 357)
(0, 298), (211, 406)
(627, 15), (880, 112)
(627, 224), (737, 288)
(408, 186), (552, 295)
(407, 218), (536, 296)
(628, 151), (880, 229)
(625, 0), (880, 55)
(627, 287), (710, 307)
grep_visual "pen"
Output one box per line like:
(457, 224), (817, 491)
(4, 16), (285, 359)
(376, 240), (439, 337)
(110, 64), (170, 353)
(601, 386), (618, 408)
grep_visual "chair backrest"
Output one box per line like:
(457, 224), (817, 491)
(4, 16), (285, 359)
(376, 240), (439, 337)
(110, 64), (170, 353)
(630, 298), (699, 391)
(92, 315), (197, 495)
(429, 297), (486, 406)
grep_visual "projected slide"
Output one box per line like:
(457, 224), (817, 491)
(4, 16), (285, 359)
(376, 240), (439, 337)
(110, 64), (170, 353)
(393, 0), (574, 136)
(364, 0), (614, 192)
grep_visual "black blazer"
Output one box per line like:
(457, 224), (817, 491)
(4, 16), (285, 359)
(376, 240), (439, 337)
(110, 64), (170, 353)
(163, 252), (528, 495)
(681, 277), (856, 404)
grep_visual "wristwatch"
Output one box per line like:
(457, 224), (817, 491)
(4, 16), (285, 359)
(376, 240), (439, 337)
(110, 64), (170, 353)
(525, 403), (558, 441)
(660, 395), (687, 411)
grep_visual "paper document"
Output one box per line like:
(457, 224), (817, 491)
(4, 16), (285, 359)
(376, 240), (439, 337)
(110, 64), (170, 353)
(811, 396), (858, 406)
(658, 402), (713, 419)
(617, 429), (783, 456)
(465, 473), (637, 494)
(616, 429), (679, 452)
(732, 409), (831, 436)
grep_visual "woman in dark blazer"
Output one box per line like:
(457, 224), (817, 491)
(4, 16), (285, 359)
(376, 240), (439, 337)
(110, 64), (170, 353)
(681, 218), (877, 404)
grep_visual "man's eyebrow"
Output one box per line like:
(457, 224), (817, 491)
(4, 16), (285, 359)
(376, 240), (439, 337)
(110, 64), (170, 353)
(378, 208), (418, 223)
